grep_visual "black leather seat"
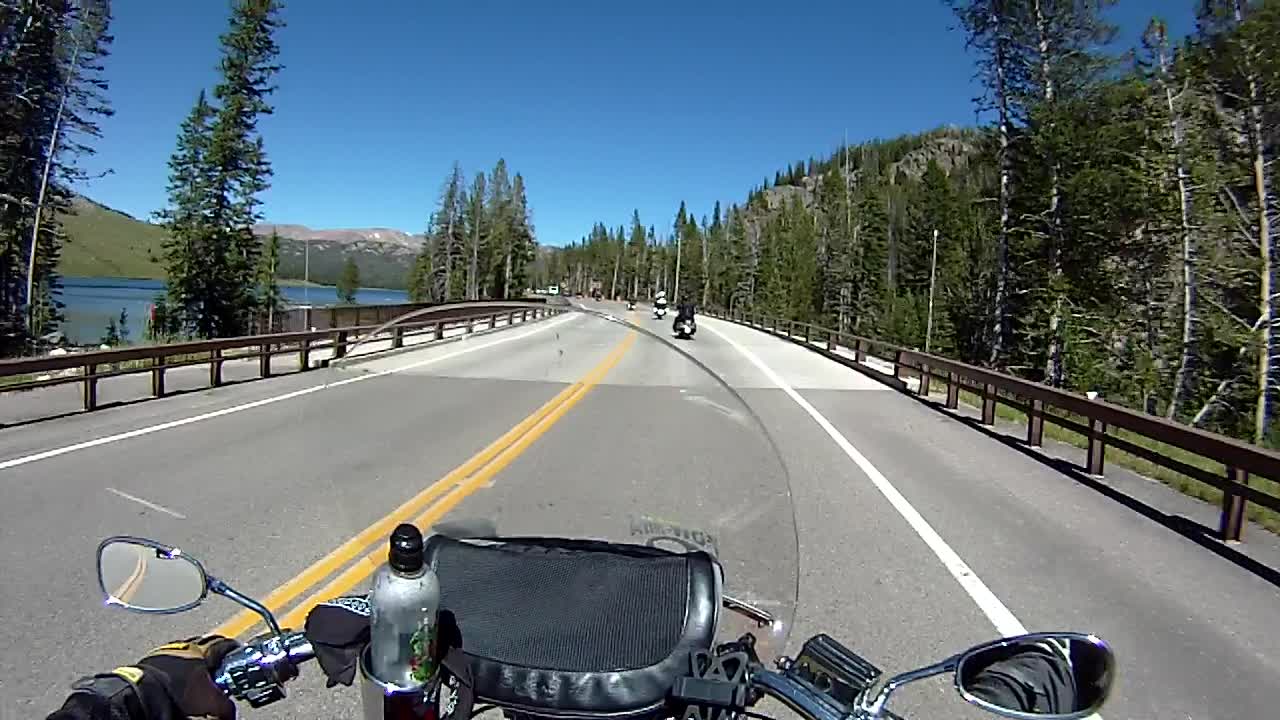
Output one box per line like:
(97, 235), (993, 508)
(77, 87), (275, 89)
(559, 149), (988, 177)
(425, 536), (721, 719)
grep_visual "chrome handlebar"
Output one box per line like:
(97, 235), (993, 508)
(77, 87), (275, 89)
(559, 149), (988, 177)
(213, 630), (314, 708)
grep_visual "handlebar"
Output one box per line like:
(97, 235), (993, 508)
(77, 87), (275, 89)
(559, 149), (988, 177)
(213, 630), (314, 708)
(209, 632), (898, 718)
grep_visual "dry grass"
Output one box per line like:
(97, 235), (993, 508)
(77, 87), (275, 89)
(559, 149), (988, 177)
(946, 387), (1280, 534)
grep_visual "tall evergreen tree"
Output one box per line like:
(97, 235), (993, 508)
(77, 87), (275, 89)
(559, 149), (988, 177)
(160, 0), (282, 338)
(0, 0), (113, 352)
(158, 92), (217, 335)
(507, 172), (536, 297)
(464, 171), (487, 300)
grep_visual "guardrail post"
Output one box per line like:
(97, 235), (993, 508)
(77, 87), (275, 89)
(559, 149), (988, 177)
(1086, 418), (1107, 476)
(804, 324), (811, 343)
(946, 372), (959, 409)
(1027, 398), (1044, 447)
(259, 344), (271, 377)
(300, 338), (311, 370)
(434, 322), (444, 340)
(981, 383), (997, 424)
(508, 311), (516, 326)
(392, 326), (404, 349)
(83, 363), (98, 411)
(826, 330), (835, 352)
(334, 330), (348, 359)
(521, 309), (529, 322)
(151, 356), (166, 398)
(855, 339), (866, 363)
(489, 314), (497, 329)
(918, 364), (931, 397)
(893, 350), (904, 379)
(467, 317), (476, 334)
(210, 349), (223, 386)
(1220, 467), (1249, 542)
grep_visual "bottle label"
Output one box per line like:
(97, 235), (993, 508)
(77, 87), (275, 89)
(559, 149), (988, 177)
(409, 616), (438, 685)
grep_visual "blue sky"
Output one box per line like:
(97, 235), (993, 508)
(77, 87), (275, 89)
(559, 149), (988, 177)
(78, 0), (1197, 247)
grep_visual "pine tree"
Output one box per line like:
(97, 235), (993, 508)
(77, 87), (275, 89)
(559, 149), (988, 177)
(22, 0), (113, 342)
(1142, 17), (1202, 419)
(204, 0), (284, 336)
(0, 0), (113, 352)
(948, 0), (1024, 363)
(507, 172), (536, 297)
(337, 256), (359, 304)
(628, 210), (646, 299)
(258, 228), (283, 331)
(158, 92), (217, 336)
(486, 159), (513, 299)
(413, 162), (465, 302)
(464, 171), (486, 300)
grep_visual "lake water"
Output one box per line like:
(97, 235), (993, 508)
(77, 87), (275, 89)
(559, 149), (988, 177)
(59, 277), (409, 345)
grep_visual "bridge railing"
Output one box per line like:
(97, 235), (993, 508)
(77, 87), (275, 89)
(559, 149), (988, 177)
(0, 301), (559, 415)
(706, 307), (1280, 543)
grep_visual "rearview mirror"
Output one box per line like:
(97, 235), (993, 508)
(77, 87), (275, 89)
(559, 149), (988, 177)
(96, 536), (208, 613)
(955, 632), (1114, 719)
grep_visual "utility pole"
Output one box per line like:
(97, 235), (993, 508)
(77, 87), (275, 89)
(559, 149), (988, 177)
(303, 235), (310, 305)
(925, 228), (939, 353)
(673, 230), (683, 302)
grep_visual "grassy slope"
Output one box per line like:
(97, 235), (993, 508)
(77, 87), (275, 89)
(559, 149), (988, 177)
(57, 197), (167, 278)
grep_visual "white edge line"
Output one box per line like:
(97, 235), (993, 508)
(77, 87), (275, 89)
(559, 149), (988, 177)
(105, 487), (188, 519)
(0, 313), (577, 472)
(708, 321), (1105, 719)
(703, 321), (1028, 636)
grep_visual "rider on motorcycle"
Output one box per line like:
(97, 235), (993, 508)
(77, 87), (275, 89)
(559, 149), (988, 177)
(45, 629), (1081, 720)
(673, 299), (696, 334)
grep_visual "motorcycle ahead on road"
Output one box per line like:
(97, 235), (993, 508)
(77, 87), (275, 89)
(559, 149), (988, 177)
(91, 304), (1114, 720)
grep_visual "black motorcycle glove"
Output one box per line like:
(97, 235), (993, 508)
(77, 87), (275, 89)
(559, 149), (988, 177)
(51, 635), (239, 720)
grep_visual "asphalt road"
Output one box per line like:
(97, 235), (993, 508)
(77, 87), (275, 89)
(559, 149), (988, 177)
(1, 302), (1277, 720)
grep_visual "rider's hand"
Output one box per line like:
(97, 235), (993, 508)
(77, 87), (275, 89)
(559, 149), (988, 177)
(120, 635), (240, 720)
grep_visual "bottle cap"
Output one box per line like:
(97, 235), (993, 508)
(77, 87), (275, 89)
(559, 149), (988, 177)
(388, 523), (424, 573)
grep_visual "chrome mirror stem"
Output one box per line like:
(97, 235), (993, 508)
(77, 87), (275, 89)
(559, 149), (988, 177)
(857, 656), (959, 717)
(209, 576), (283, 636)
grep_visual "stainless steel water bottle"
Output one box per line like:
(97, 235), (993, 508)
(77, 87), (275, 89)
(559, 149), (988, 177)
(367, 523), (440, 688)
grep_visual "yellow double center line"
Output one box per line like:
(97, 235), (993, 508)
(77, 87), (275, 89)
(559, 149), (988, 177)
(211, 330), (637, 639)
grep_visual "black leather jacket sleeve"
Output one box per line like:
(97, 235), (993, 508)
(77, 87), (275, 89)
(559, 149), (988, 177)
(46, 670), (186, 720)
(46, 675), (144, 720)
(964, 647), (1077, 714)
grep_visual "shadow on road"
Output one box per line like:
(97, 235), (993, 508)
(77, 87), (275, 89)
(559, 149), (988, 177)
(906, 392), (1280, 592)
(0, 377), (262, 432)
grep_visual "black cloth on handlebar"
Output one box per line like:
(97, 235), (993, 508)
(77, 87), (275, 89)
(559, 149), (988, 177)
(305, 596), (371, 687)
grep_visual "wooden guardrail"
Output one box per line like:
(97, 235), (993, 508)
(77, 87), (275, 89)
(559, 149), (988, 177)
(0, 302), (561, 414)
(707, 307), (1280, 543)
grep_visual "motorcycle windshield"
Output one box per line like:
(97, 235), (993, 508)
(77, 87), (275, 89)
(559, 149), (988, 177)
(305, 300), (799, 662)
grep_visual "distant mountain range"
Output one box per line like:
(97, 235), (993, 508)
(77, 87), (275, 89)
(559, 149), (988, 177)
(57, 196), (422, 289)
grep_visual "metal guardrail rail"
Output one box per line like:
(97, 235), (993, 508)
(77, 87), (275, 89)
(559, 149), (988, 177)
(706, 307), (1280, 543)
(0, 302), (560, 414)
